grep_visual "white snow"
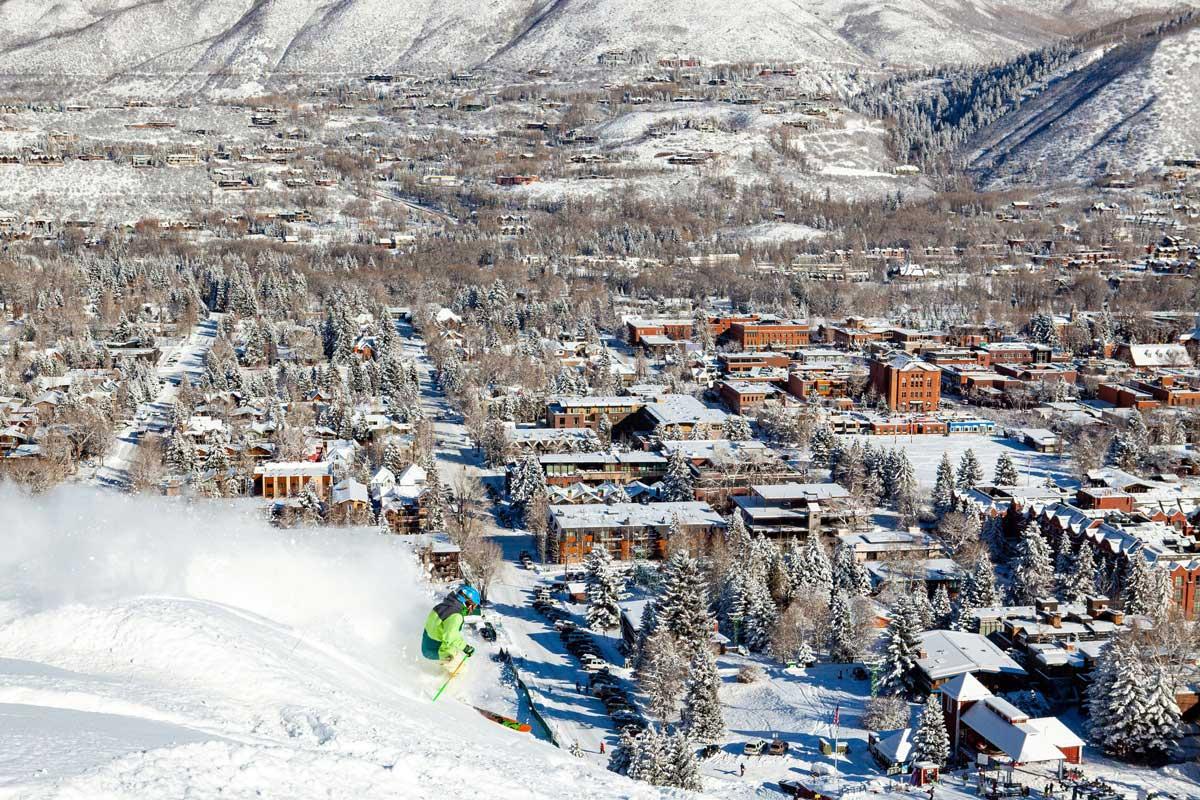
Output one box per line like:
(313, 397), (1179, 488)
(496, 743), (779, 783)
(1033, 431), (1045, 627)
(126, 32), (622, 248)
(0, 485), (686, 799)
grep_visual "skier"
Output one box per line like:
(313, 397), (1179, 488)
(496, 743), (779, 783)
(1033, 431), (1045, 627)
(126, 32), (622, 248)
(422, 585), (480, 674)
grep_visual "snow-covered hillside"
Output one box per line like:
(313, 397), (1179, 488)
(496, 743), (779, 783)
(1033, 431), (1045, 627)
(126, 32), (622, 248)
(0, 485), (684, 800)
(0, 0), (1188, 95)
(970, 23), (1200, 187)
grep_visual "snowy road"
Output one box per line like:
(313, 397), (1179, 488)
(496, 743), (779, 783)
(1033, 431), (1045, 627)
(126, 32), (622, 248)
(92, 314), (219, 489)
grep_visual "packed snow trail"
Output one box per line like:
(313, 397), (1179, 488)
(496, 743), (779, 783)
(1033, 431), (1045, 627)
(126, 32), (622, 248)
(0, 485), (697, 799)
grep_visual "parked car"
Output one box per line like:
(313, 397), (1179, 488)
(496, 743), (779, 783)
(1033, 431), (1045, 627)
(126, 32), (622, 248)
(742, 740), (766, 756)
(767, 739), (789, 756)
(698, 744), (721, 759)
(480, 622), (497, 642)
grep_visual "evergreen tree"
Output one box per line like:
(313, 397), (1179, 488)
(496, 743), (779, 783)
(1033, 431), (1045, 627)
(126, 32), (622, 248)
(681, 646), (725, 742)
(633, 600), (660, 672)
(877, 597), (922, 695)
(659, 448), (695, 502)
(726, 512), (752, 558)
(722, 414), (752, 441)
(892, 452), (921, 522)
(165, 429), (197, 474)
(828, 589), (858, 662)
(742, 575), (777, 652)
(932, 452), (957, 516)
(993, 452), (1020, 486)
(787, 534), (833, 598)
(597, 412), (613, 447)
(1011, 527), (1053, 604)
(809, 423), (837, 469)
(931, 584), (952, 628)
(911, 694), (951, 767)
(833, 541), (871, 597)
(658, 553), (713, 659)
(1087, 637), (1181, 762)
(956, 449), (984, 491)
(668, 730), (704, 791)
(585, 547), (623, 631)
(381, 438), (407, 475)
(1122, 555), (1161, 617)
(1059, 541), (1097, 604)
(640, 627), (686, 720)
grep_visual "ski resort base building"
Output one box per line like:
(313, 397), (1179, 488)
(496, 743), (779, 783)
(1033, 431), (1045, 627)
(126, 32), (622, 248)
(547, 501), (726, 564)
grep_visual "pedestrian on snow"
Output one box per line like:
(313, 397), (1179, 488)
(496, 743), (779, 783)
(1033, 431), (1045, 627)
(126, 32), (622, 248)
(740, 763), (745, 777)
(599, 742), (605, 755)
(575, 680), (580, 692)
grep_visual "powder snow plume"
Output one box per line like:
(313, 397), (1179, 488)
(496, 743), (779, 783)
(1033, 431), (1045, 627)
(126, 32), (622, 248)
(0, 484), (687, 800)
(0, 483), (425, 662)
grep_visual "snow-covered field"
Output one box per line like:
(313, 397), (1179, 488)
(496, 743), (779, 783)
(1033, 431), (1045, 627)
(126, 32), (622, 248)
(841, 433), (1076, 489)
(0, 486), (680, 800)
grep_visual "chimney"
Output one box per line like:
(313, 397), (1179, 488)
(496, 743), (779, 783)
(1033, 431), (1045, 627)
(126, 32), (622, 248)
(1086, 595), (1110, 617)
(1035, 597), (1059, 614)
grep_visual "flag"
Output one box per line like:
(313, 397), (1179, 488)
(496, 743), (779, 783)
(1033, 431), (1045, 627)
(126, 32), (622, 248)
(832, 704), (840, 726)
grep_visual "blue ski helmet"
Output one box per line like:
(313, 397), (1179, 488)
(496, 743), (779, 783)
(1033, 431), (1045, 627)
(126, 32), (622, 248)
(458, 585), (481, 607)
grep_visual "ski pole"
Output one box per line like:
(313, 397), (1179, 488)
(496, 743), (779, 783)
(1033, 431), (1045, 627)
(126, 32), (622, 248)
(432, 651), (472, 702)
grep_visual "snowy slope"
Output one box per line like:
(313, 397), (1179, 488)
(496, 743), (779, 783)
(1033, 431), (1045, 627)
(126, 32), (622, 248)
(0, 485), (688, 800)
(970, 24), (1200, 187)
(0, 0), (1189, 94)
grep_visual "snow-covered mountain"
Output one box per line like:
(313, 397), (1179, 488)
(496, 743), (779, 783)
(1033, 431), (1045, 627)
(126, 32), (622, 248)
(968, 22), (1200, 187)
(0, 485), (679, 800)
(0, 0), (1188, 93)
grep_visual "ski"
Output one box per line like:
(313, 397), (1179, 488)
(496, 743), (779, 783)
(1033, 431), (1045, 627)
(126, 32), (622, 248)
(474, 707), (532, 733)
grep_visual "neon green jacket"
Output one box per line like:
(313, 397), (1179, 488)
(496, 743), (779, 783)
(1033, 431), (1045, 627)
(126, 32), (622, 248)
(424, 595), (467, 659)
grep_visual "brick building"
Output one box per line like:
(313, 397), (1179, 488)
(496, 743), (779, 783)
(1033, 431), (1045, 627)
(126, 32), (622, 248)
(868, 353), (941, 411)
(726, 318), (810, 350)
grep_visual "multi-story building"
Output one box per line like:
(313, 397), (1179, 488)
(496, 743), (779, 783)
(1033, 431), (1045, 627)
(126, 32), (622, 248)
(868, 353), (941, 411)
(733, 482), (856, 540)
(534, 451), (668, 486)
(545, 396), (646, 429)
(547, 501), (725, 563)
(726, 318), (810, 350)
(254, 461), (333, 498)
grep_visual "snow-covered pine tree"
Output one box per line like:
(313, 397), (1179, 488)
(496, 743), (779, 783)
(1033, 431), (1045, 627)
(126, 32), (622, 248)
(909, 587), (934, 631)
(640, 627), (687, 720)
(892, 452), (921, 522)
(876, 596), (922, 696)
(932, 452), (956, 516)
(809, 423), (837, 469)
(1011, 526), (1053, 604)
(743, 575), (777, 652)
(931, 584), (952, 628)
(633, 600), (660, 672)
(659, 448), (695, 502)
(833, 541), (871, 597)
(658, 553), (713, 659)
(717, 559), (752, 645)
(381, 438), (407, 475)
(993, 452), (1020, 486)
(956, 448), (984, 491)
(722, 414), (752, 441)
(1087, 636), (1181, 761)
(1059, 541), (1097, 604)
(787, 534), (833, 598)
(726, 511), (752, 559)
(681, 646), (725, 742)
(584, 546), (623, 631)
(1121, 555), (1157, 617)
(596, 412), (613, 446)
(828, 588), (858, 662)
(911, 693), (951, 767)
(667, 730), (704, 791)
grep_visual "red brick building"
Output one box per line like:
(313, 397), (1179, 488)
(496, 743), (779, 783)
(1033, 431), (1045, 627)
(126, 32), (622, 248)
(868, 354), (941, 411)
(727, 319), (810, 350)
